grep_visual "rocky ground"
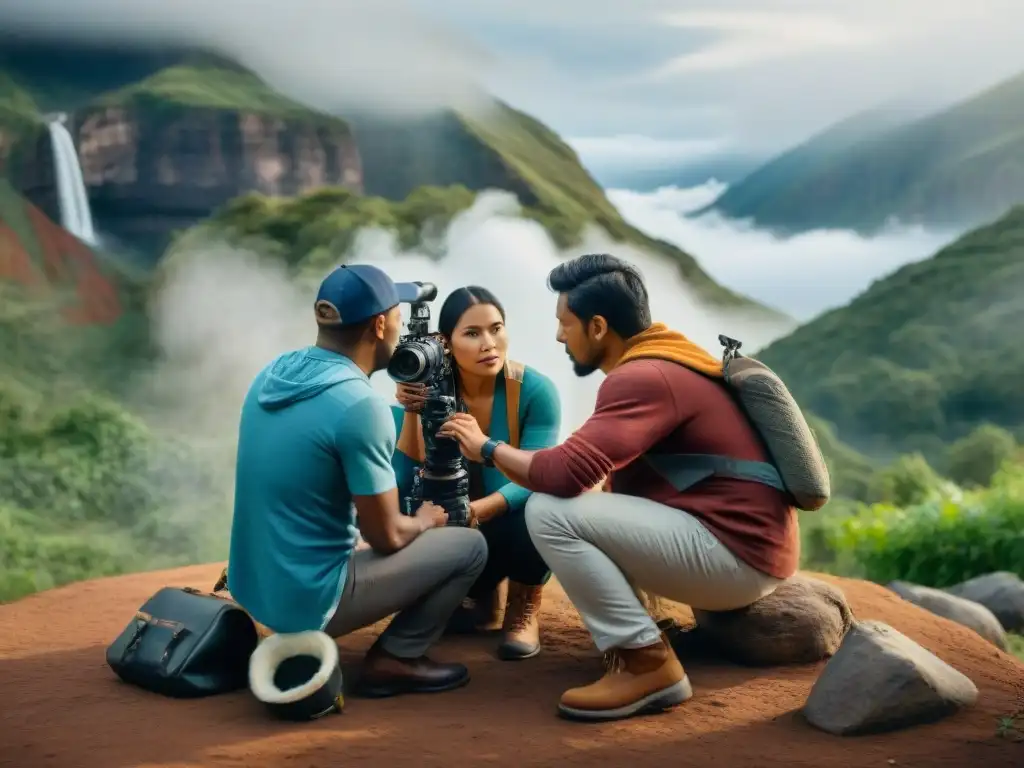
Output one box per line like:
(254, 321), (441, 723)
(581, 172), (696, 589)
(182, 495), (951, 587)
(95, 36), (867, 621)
(1, 563), (1022, 767)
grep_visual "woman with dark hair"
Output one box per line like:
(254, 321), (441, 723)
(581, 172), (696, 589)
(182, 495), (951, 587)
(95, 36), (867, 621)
(390, 285), (561, 661)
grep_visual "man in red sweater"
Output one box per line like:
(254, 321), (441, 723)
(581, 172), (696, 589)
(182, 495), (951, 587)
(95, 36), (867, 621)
(439, 253), (798, 722)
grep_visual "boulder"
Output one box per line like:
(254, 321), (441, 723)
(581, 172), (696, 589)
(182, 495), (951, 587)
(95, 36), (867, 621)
(945, 571), (1024, 632)
(888, 580), (1008, 650)
(802, 620), (979, 736)
(689, 574), (855, 666)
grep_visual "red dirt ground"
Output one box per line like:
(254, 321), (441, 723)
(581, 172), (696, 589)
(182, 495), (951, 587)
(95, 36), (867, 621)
(1, 564), (1022, 768)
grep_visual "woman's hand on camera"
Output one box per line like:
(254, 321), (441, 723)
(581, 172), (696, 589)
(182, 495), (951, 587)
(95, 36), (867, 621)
(396, 382), (427, 412)
(437, 412), (487, 463)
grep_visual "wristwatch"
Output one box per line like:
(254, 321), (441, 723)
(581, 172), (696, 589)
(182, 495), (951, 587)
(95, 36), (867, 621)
(480, 438), (504, 467)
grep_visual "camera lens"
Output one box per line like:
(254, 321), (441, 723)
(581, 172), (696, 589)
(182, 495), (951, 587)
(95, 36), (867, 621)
(388, 345), (428, 382)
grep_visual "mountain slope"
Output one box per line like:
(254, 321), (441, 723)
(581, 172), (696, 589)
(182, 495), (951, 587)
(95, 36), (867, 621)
(3, 41), (780, 314)
(703, 71), (1024, 233)
(757, 205), (1024, 456)
(694, 104), (925, 223)
(349, 104), (773, 310)
(0, 71), (48, 204)
(0, 181), (228, 602)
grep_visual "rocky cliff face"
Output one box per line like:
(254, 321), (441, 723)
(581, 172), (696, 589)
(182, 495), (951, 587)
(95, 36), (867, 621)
(71, 106), (363, 252)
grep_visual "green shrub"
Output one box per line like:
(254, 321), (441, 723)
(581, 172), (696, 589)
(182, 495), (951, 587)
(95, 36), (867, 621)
(944, 423), (1017, 488)
(867, 452), (948, 507)
(0, 369), (231, 603)
(825, 463), (1024, 587)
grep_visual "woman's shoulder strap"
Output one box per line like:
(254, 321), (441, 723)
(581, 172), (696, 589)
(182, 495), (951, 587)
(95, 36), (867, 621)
(503, 359), (527, 448)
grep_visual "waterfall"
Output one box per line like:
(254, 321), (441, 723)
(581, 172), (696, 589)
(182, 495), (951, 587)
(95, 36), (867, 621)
(47, 115), (97, 246)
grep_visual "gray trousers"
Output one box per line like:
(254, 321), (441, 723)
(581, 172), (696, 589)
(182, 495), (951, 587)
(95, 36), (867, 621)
(324, 527), (488, 658)
(525, 491), (783, 653)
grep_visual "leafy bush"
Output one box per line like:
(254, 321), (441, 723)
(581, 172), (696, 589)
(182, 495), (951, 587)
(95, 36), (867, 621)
(0, 355), (230, 603)
(867, 452), (949, 507)
(823, 462), (1024, 587)
(944, 423), (1018, 488)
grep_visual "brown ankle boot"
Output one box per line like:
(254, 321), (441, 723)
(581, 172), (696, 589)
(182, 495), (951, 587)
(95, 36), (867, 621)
(497, 582), (543, 660)
(558, 634), (692, 721)
(476, 583), (504, 631)
(445, 584), (504, 635)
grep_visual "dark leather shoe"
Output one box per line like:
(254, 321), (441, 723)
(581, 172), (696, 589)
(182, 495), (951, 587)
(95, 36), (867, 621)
(355, 645), (469, 698)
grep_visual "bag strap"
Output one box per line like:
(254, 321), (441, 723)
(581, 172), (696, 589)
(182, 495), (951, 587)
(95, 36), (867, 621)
(120, 611), (191, 670)
(642, 453), (786, 493)
(504, 359), (526, 449)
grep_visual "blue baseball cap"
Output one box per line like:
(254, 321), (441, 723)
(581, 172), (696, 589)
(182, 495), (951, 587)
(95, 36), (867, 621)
(314, 264), (420, 326)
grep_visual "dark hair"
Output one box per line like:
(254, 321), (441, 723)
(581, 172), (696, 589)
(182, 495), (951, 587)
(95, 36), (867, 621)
(319, 315), (377, 348)
(547, 253), (651, 338)
(438, 286), (506, 338)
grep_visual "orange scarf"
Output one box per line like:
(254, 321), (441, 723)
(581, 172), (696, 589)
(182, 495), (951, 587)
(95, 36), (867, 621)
(613, 322), (723, 378)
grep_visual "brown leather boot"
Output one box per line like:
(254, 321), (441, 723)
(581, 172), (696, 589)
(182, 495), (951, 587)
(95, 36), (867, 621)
(445, 584), (504, 635)
(557, 634), (692, 721)
(497, 582), (543, 660)
(355, 640), (470, 698)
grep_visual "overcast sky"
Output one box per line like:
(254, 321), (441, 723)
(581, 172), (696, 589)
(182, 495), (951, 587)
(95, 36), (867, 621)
(4, 0), (1024, 172)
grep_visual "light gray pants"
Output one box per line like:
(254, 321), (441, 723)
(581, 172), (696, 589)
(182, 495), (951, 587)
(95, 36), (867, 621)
(324, 527), (487, 658)
(525, 491), (783, 652)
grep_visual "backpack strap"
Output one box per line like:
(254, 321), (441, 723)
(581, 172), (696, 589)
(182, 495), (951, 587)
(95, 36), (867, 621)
(504, 360), (526, 449)
(642, 453), (786, 493)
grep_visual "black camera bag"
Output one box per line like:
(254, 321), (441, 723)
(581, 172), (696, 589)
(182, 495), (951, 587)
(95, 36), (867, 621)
(106, 585), (259, 698)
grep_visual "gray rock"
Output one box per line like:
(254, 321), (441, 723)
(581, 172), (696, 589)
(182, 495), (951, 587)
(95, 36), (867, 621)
(692, 574), (854, 666)
(802, 620), (979, 736)
(888, 580), (1008, 650)
(946, 572), (1024, 632)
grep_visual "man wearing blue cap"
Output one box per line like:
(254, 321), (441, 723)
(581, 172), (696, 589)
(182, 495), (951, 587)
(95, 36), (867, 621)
(227, 264), (488, 698)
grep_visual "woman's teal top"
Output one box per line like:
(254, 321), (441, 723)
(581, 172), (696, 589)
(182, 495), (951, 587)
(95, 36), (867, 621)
(389, 365), (561, 513)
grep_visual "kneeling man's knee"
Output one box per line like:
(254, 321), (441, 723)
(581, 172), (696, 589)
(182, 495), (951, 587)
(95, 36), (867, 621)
(454, 526), (488, 575)
(525, 492), (564, 539)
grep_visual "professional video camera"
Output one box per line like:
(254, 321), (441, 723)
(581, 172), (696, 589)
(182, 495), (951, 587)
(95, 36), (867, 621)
(386, 282), (472, 527)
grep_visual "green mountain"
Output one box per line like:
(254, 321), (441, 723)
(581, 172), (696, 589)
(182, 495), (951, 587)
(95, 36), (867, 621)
(757, 205), (1024, 458)
(0, 41), (782, 315)
(692, 104), (924, 224)
(0, 181), (228, 603)
(703, 71), (1024, 233)
(0, 71), (46, 184)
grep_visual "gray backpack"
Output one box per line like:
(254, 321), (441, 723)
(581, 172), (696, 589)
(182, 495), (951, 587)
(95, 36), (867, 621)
(643, 335), (831, 511)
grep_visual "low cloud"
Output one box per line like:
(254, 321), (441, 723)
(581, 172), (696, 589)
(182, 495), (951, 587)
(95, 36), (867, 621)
(0, 0), (492, 115)
(142, 190), (792, 451)
(608, 182), (963, 322)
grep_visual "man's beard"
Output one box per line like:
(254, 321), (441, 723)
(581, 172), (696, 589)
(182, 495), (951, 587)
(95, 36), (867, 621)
(566, 346), (599, 378)
(375, 340), (398, 373)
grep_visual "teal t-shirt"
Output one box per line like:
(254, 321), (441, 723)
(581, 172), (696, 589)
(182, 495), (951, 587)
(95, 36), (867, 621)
(227, 346), (397, 634)
(390, 365), (561, 511)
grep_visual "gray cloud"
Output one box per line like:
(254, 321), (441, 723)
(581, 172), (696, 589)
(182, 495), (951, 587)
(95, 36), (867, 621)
(2, 0), (1023, 162)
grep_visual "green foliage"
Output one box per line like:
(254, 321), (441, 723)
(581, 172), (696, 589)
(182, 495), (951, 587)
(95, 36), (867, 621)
(759, 205), (1024, 458)
(177, 184), (479, 272)
(822, 462), (1024, 588)
(944, 423), (1018, 488)
(0, 373), (230, 603)
(868, 453), (946, 507)
(0, 70), (39, 118)
(805, 413), (877, 501)
(0, 71), (45, 181)
(0, 186), (228, 602)
(709, 69), (1024, 233)
(91, 65), (348, 129)
(459, 102), (754, 308)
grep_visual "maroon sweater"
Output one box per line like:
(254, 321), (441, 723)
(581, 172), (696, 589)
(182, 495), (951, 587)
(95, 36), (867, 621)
(528, 358), (799, 579)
